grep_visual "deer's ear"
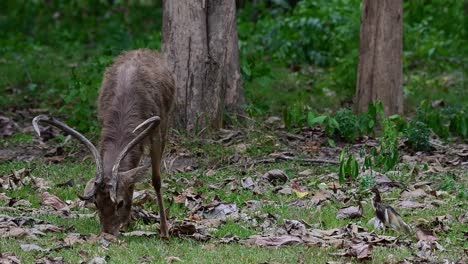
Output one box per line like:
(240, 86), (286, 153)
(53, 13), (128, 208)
(120, 164), (151, 185)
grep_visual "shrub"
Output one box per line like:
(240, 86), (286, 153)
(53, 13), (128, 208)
(405, 120), (431, 151)
(334, 108), (360, 142)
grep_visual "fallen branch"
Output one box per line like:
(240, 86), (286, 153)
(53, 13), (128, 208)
(275, 154), (339, 165)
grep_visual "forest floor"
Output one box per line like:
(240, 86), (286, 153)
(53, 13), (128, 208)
(0, 110), (467, 264)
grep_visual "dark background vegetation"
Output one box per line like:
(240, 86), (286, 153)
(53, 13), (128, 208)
(0, 0), (466, 134)
(0, 2), (467, 262)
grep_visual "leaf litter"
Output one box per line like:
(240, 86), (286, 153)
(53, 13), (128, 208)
(1, 112), (467, 263)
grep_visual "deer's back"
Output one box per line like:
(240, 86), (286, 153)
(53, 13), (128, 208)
(98, 49), (174, 128)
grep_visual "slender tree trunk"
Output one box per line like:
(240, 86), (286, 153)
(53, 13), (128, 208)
(162, 0), (243, 132)
(355, 0), (403, 115)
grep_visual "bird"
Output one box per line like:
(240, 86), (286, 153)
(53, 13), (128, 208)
(369, 187), (412, 235)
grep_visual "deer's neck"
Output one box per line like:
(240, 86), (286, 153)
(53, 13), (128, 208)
(99, 94), (144, 178)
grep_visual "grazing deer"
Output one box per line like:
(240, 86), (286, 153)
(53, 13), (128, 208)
(33, 49), (174, 237)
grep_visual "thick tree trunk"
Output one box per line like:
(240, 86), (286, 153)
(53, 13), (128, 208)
(355, 0), (403, 115)
(162, 0), (243, 132)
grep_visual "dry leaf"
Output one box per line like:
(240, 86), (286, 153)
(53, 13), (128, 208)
(122, 231), (158, 237)
(291, 181), (309, 198)
(170, 222), (197, 236)
(0, 116), (16, 137)
(234, 143), (248, 154)
(336, 205), (363, 219)
(165, 256), (182, 263)
(31, 177), (50, 191)
(41, 192), (68, 211)
(35, 256), (65, 264)
(0, 192), (11, 201)
(262, 169), (289, 185)
(20, 244), (48, 252)
(415, 228), (438, 242)
(203, 202), (238, 220)
(298, 169), (314, 177)
(458, 212), (467, 224)
(347, 243), (372, 260)
(202, 243), (216, 250)
(395, 200), (426, 209)
(241, 177), (255, 190)
(88, 256), (107, 264)
(311, 190), (331, 205)
(275, 186), (293, 195)
(64, 233), (87, 246)
(401, 189), (427, 200)
(293, 190), (309, 198)
(243, 235), (302, 247)
(33, 224), (63, 233)
(0, 252), (21, 264)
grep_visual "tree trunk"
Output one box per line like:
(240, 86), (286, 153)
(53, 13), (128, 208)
(162, 0), (243, 132)
(355, 0), (403, 115)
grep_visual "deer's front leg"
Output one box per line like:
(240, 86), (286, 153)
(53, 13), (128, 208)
(150, 131), (169, 239)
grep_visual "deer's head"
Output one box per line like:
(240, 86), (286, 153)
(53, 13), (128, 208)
(33, 115), (159, 235)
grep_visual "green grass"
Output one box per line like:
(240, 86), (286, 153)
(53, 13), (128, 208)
(1, 129), (466, 263)
(0, 133), (34, 146)
(1, 1), (466, 262)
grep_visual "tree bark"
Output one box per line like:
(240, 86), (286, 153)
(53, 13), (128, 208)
(162, 0), (243, 132)
(355, 0), (403, 115)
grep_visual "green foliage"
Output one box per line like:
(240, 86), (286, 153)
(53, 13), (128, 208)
(0, 1), (163, 132)
(416, 101), (468, 139)
(405, 120), (431, 151)
(238, 0), (360, 66)
(374, 119), (400, 172)
(238, 0), (466, 119)
(305, 102), (382, 143)
(1, 0), (466, 134)
(404, 0), (467, 66)
(338, 149), (359, 184)
(282, 104), (307, 130)
(439, 174), (457, 192)
(358, 174), (376, 191)
(333, 108), (359, 142)
(449, 109), (468, 139)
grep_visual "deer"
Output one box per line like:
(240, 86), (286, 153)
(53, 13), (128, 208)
(32, 49), (175, 238)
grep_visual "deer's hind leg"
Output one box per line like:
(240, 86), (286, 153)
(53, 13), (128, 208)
(150, 126), (169, 239)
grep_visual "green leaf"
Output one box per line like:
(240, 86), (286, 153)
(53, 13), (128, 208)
(306, 111), (316, 127)
(339, 161), (345, 184)
(311, 115), (328, 125)
(339, 149), (346, 163)
(350, 157), (359, 178)
(363, 156), (372, 170)
(375, 101), (385, 119)
(338, 149), (346, 184)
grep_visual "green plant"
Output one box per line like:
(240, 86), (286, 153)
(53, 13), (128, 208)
(333, 108), (360, 142)
(358, 102), (379, 135)
(444, 107), (468, 138)
(373, 118), (400, 172)
(60, 67), (98, 132)
(338, 149), (359, 184)
(282, 104), (307, 130)
(439, 174), (457, 192)
(358, 174), (376, 191)
(416, 102), (468, 139)
(416, 101), (449, 138)
(405, 120), (431, 151)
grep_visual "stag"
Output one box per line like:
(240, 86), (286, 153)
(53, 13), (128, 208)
(33, 49), (174, 237)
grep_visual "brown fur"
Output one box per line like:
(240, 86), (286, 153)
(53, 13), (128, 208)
(94, 49), (174, 235)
